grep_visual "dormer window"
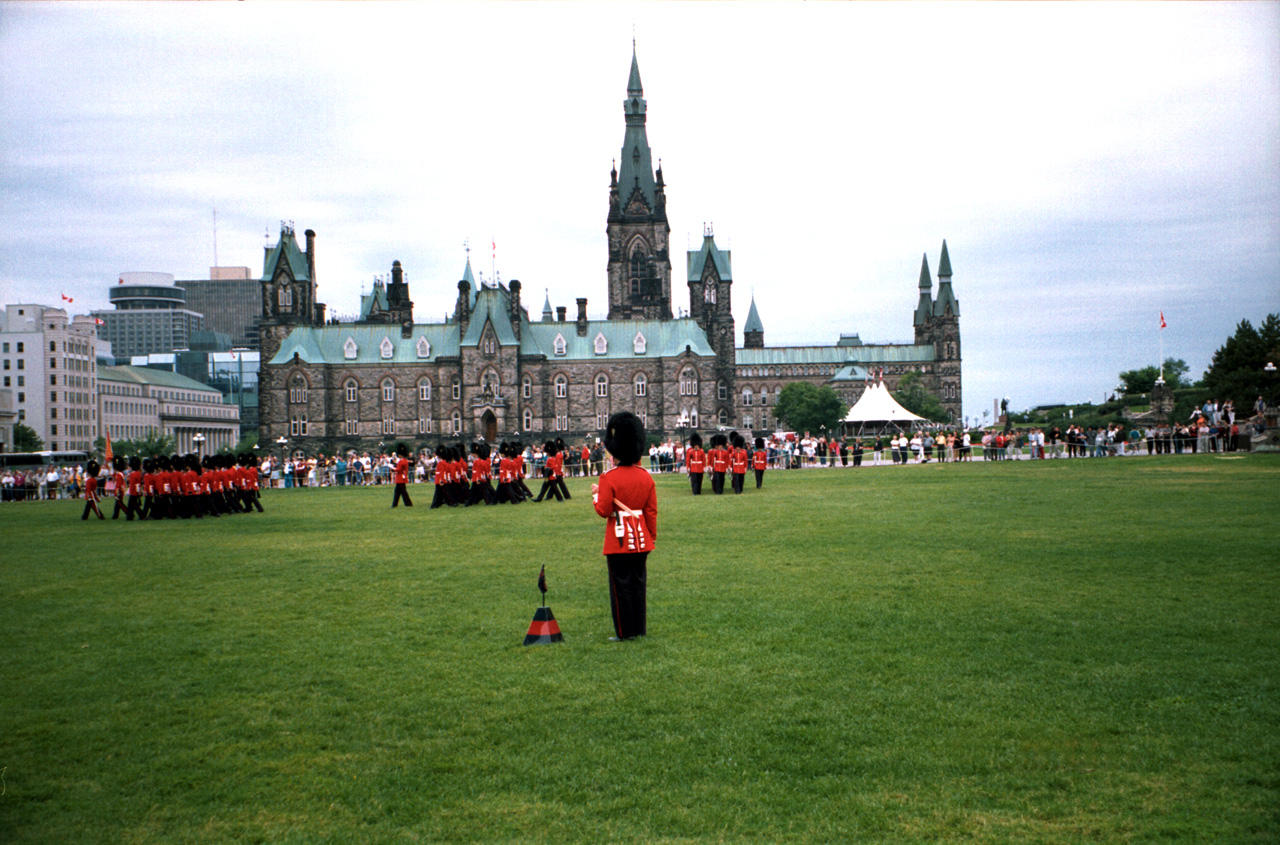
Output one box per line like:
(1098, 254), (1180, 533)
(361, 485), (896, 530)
(594, 332), (608, 355)
(553, 333), (566, 356)
(380, 337), (394, 359)
(633, 331), (647, 355)
(343, 337), (358, 360)
(416, 336), (431, 358)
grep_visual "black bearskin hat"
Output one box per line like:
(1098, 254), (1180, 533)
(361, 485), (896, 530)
(395, 442), (408, 458)
(689, 432), (703, 448)
(603, 410), (645, 466)
(755, 437), (765, 449)
(129, 455), (142, 471)
(544, 440), (557, 456)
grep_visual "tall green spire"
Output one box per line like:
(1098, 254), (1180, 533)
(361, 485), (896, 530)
(934, 240), (959, 318)
(914, 253), (934, 327)
(618, 46), (657, 212)
(937, 239), (952, 278)
(743, 295), (764, 334)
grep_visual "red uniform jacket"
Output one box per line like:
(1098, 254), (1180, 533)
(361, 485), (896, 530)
(710, 448), (728, 474)
(84, 475), (100, 502)
(112, 471), (126, 499)
(127, 471), (142, 497)
(753, 449), (767, 471)
(394, 458), (409, 485)
(686, 447), (705, 474)
(593, 465), (657, 555)
(470, 458), (489, 484)
(731, 448), (748, 474)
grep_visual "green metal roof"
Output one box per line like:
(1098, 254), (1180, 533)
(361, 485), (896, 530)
(831, 364), (872, 382)
(933, 241), (959, 317)
(735, 344), (934, 367)
(269, 324), (460, 366)
(359, 282), (389, 321)
(461, 287), (520, 346)
(914, 253), (933, 327)
(743, 296), (763, 333)
(99, 364), (223, 394)
(687, 234), (732, 282)
(260, 228), (310, 282)
(937, 239), (952, 278)
(524, 318), (714, 361)
(628, 47), (643, 96)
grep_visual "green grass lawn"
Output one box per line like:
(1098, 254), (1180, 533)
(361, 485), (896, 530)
(2, 455), (1278, 843)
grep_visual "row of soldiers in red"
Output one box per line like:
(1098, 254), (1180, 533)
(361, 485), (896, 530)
(684, 432), (768, 496)
(82, 452), (263, 520)
(428, 441), (537, 508)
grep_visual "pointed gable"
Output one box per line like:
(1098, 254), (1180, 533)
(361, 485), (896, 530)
(416, 335), (432, 358)
(343, 337), (358, 360)
(380, 336), (394, 359)
(633, 330), (647, 355)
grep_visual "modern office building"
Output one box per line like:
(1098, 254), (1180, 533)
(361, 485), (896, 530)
(92, 272), (205, 358)
(178, 267), (262, 351)
(0, 303), (101, 451)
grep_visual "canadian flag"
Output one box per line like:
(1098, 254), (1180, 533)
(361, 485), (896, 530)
(1159, 311), (1167, 330)
(94, 317), (105, 326)
(61, 293), (73, 303)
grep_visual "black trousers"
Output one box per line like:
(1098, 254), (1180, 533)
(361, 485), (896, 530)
(535, 477), (563, 502)
(755, 469), (764, 489)
(731, 472), (744, 494)
(392, 483), (413, 507)
(689, 472), (703, 495)
(711, 471), (725, 494)
(607, 552), (648, 639)
(82, 497), (104, 520)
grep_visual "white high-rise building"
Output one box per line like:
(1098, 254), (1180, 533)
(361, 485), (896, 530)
(0, 303), (101, 451)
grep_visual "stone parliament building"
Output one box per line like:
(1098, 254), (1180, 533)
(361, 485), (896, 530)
(259, 50), (961, 456)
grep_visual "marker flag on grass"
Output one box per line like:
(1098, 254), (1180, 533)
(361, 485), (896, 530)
(538, 564), (547, 598)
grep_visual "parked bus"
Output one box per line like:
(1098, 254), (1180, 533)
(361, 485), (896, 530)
(0, 450), (91, 472)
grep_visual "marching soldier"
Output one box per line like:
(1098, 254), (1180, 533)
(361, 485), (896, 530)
(686, 432), (705, 495)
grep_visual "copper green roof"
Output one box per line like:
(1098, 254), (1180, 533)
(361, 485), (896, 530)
(687, 234), (732, 282)
(743, 296), (763, 333)
(937, 239), (952, 278)
(914, 253), (933, 327)
(260, 228), (310, 282)
(933, 240), (959, 318)
(99, 364), (223, 394)
(269, 324), (460, 366)
(618, 48), (657, 213)
(525, 318), (714, 360)
(735, 344), (934, 367)
(359, 282), (389, 320)
(461, 287), (520, 346)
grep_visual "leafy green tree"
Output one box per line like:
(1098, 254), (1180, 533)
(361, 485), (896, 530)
(1119, 358), (1191, 394)
(13, 422), (43, 452)
(892, 371), (951, 423)
(773, 382), (847, 434)
(1203, 313), (1280, 409)
(218, 432), (259, 456)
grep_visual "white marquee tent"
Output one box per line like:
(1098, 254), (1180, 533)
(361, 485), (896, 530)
(840, 382), (927, 434)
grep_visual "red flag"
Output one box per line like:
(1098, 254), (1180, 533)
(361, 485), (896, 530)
(118, 277), (124, 285)
(61, 294), (73, 302)
(94, 317), (105, 326)
(1159, 311), (1167, 329)
(537, 564), (547, 596)
(103, 430), (114, 464)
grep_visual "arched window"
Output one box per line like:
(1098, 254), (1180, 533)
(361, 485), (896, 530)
(742, 388), (753, 407)
(278, 285), (292, 309)
(718, 381), (727, 401)
(717, 407), (729, 425)
(523, 408), (533, 430)
(629, 243), (647, 298)
(452, 410), (462, 434)
(595, 374), (609, 398)
(680, 368), (698, 396)
(289, 374), (307, 404)
(344, 379), (358, 403)
(522, 375), (532, 398)
(634, 373), (647, 397)
(382, 379), (395, 403)
(760, 387), (769, 406)
(418, 378), (432, 401)
(452, 377), (461, 400)
(555, 374), (567, 398)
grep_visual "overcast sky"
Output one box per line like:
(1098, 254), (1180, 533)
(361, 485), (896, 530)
(2, 1), (1277, 422)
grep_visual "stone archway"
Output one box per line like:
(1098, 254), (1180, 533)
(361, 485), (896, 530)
(481, 410), (497, 443)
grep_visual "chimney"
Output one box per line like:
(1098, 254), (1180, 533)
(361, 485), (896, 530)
(304, 229), (316, 285)
(456, 279), (472, 333)
(576, 298), (588, 337)
(508, 279), (521, 341)
(391, 259), (403, 286)
(556, 306), (567, 323)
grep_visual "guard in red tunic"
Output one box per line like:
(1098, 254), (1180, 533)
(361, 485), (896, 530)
(709, 434), (728, 494)
(554, 437), (572, 499)
(465, 443), (496, 506)
(123, 455), (143, 520)
(109, 456), (128, 519)
(534, 441), (563, 502)
(513, 441), (534, 500)
(81, 460), (105, 520)
(592, 411), (657, 641)
(686, 432), (705, 495)
(753, 437), (768, 489)
(730, 434), (749, 494)
(390, 443), (413, 507)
